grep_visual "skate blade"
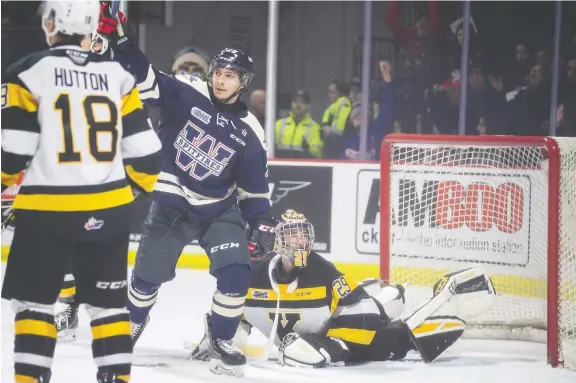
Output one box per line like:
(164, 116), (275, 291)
(209, 358), (245, 377)
(57, 330), (77, 343)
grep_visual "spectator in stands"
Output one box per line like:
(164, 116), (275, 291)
(428, 56), (506, 135)
(171, 45), (211, 80)
(341, 61), (393, 161)
(321, 80), (351, 159)
(386, 1), (444, 134)
(557, 55), (576, 136)
(535, 50), (552, 73)
(385, 1), (443, 67)
(503, 43), (533, 92)
(506, 63), (552, 136)
(445, 16), (481, 82)
(248, 89), (266, 128)
(349, 77), (362, 104)
(274, 90), (323, 159)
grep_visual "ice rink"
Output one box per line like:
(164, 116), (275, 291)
(1, 264), (575, 383)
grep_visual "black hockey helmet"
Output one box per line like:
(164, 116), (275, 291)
(207, 47), (254, 100)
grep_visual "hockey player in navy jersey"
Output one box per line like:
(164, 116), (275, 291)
(96, 3), (275, 377)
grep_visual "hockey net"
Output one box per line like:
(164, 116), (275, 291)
(379, 134), (576, 368)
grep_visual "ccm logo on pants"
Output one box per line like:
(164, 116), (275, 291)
(96, 281), (128, 289)
(211, 243), (240, 253)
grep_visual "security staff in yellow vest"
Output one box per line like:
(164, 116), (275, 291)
(321, 80), (352, 159)
(274, 90), (323, 159)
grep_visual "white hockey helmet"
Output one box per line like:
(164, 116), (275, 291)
(40, 1), (100, 45)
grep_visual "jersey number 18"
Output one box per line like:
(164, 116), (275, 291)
(55, 93), (118, 163)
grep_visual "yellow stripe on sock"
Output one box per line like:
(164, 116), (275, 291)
(15, 319), (56, 338)
(15, 374), (39, 382)
(91, 321), (131, 340)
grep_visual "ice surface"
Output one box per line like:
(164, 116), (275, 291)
(2, 265), (575, 382)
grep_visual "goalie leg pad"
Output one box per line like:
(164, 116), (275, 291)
(411, 315), (466, 363)
(281, 333), (351, 368)
(433, 266), (497, 320)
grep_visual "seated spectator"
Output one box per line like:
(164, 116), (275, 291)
(171, 45), (210, 79)
(274, 90), (323, 159)
(342, 61), (394, 161)
(503, 43), (533, 92)
(429, 57), (506, 135)
(506, 64), (551, 136)
(321, 80), (351, 159)
(248, 89), (266, 128)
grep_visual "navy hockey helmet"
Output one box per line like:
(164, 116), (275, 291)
(207, 47), (255, 96)
(274, 210), (315, 269)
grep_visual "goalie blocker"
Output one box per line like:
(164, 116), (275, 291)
(280, 266), (497, 367)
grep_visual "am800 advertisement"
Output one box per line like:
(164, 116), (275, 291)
(355, 166), (546, 267)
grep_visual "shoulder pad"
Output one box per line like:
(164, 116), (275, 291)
(241, 112), (267, 150)
(173, 73), (211, 99)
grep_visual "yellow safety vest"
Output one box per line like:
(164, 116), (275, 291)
(274, 113), (323, 158)
(321, 96), (352, 135)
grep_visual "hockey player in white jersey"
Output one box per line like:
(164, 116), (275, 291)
(190, 210), (498, 367)
(1, 1), (163, 382)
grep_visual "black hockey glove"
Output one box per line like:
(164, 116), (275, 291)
(247, 216), (277, 256)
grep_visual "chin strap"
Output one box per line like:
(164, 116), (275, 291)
(210, 83), (245, 104)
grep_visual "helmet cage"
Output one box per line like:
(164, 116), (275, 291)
(275, 221), (315, 268)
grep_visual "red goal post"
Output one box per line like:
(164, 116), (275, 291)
(379, 134), (576, 368)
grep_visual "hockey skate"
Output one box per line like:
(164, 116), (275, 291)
(208, 335), (246, 377)
(190, 313), (246, 377)
(131, 315), (150, 346)
(96, 370), (129, 383)
(55, 303), (79, 342)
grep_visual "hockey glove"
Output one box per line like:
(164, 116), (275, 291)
(247, 216), (277, 256)
(97, 2), (132, 54)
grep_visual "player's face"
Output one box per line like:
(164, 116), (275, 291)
(284, 231), (309, 250)
(212, 68), (242, 102)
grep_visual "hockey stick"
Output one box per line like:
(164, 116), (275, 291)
(260, 254), (282, 361)
(110, 0), (121, 16)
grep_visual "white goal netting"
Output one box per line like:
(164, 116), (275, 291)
(380, 135), (576, 368)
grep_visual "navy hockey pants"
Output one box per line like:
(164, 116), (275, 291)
(133, 201), (250, 284)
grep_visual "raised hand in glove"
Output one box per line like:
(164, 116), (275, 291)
(96, 2), (131, 53)
(247, 216), (277, 256)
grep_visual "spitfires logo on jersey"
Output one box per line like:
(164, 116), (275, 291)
(174, 121), (235, 180)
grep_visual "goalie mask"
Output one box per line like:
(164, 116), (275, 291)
(275, 210), (315, 268)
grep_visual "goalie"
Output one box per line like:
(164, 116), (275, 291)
(190, 209), (497, 367)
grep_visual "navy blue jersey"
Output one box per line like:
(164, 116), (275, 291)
(115, 46), (270, 222)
